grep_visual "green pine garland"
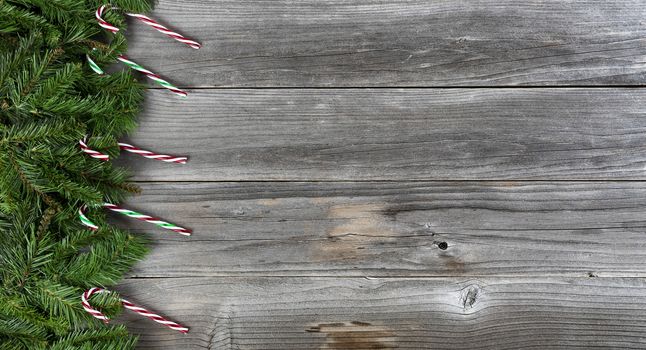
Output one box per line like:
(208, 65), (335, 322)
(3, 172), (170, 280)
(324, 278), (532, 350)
(0, 0), (156, 348)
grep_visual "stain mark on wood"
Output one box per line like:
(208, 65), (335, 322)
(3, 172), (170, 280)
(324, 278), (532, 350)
(442, 254), (467, 275)
(312, 203), (434, 262)
(306, 321), (397, 349)
(313, 203), (394, 261)
(257, 198), (283, 206)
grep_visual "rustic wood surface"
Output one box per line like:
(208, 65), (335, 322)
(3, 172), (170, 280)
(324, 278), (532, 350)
(123, 88), (646, 181)
(120, 181), (646, 278)
(125, 0), (646, 87)
(118, 277), (646, 349)
(117, 1), (646, 348)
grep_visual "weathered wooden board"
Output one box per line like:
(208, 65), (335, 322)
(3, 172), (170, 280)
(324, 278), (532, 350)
(123, 88), (646, 181)
(119, 277), (646, 349)
(116, 2), (646, 348)
(118, 181), (646, 277)
(125, 0), (646, 87)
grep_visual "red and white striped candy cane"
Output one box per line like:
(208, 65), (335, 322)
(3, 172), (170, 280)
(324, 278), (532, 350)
(96, 5), (201, 49)
(82, 287), (189, 334)
(118, 143), (187, 164)
(95, 5), (120, 33)
(79, 139), (188, 164)
(79, 139), (109, 161)
(126, 13), (201, 49)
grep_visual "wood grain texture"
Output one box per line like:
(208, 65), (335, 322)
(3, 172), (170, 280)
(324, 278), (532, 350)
(116, 2), (646, 347)
(124, 0), (646, 87)
(118, 277), (646, 349)
(118, 181), (646, 277)
(123, 88), (646, 181)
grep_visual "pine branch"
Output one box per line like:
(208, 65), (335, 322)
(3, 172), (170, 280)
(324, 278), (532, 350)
(1, 0), (152, 347)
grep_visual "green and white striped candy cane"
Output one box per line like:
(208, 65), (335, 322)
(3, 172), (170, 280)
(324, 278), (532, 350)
(79, 203), (191, 236)
(85, 54), (187, 97)
(86, 54), (104, 75)
(78, 205), (99, 231)
(103, 203), (191, 236)
(117, 55), (187, 97)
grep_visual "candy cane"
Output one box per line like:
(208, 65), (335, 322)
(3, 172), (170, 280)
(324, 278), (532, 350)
(82, 287), (189, 334)
(78, 203), (190, 235)
(86, 54), (105, 75)
(85, 55), (187, 97)
(103, 203), (192, 236)
(117, 55), (187, 97)
(93, 5), (194, 96)
(118, 143), (187, 164)
(96, 5), (201, 49)
(125, 13), (201, 49)
(95, 6), (120, 33)
(79, 139), (109, 161)
(79, 138), (188, 163)
(78, 205), (99, 231)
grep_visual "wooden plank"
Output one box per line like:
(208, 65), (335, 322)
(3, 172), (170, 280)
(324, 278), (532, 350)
(122, 88), (646, 181)
(120, 181), (646, 277)
(125, 0), (646, 87)
(118, 276), (646, 349)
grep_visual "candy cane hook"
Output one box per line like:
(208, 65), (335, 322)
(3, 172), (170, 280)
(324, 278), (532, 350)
(86, 54), (105, 75)
(82, 287), (189, 334)
(96, 5), (201, 49)
(79, 205), (99, 231)
(95, 6), (120, 33)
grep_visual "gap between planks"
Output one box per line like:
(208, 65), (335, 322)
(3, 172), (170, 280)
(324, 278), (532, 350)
(147, 86), (646, 89)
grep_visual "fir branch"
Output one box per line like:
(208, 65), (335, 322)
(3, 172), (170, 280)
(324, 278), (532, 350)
(5, 147), (59, 209)
(1, 0), (152, 347)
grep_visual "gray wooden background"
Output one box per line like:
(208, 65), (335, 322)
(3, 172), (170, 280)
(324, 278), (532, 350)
(116, 1), (646, 348)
